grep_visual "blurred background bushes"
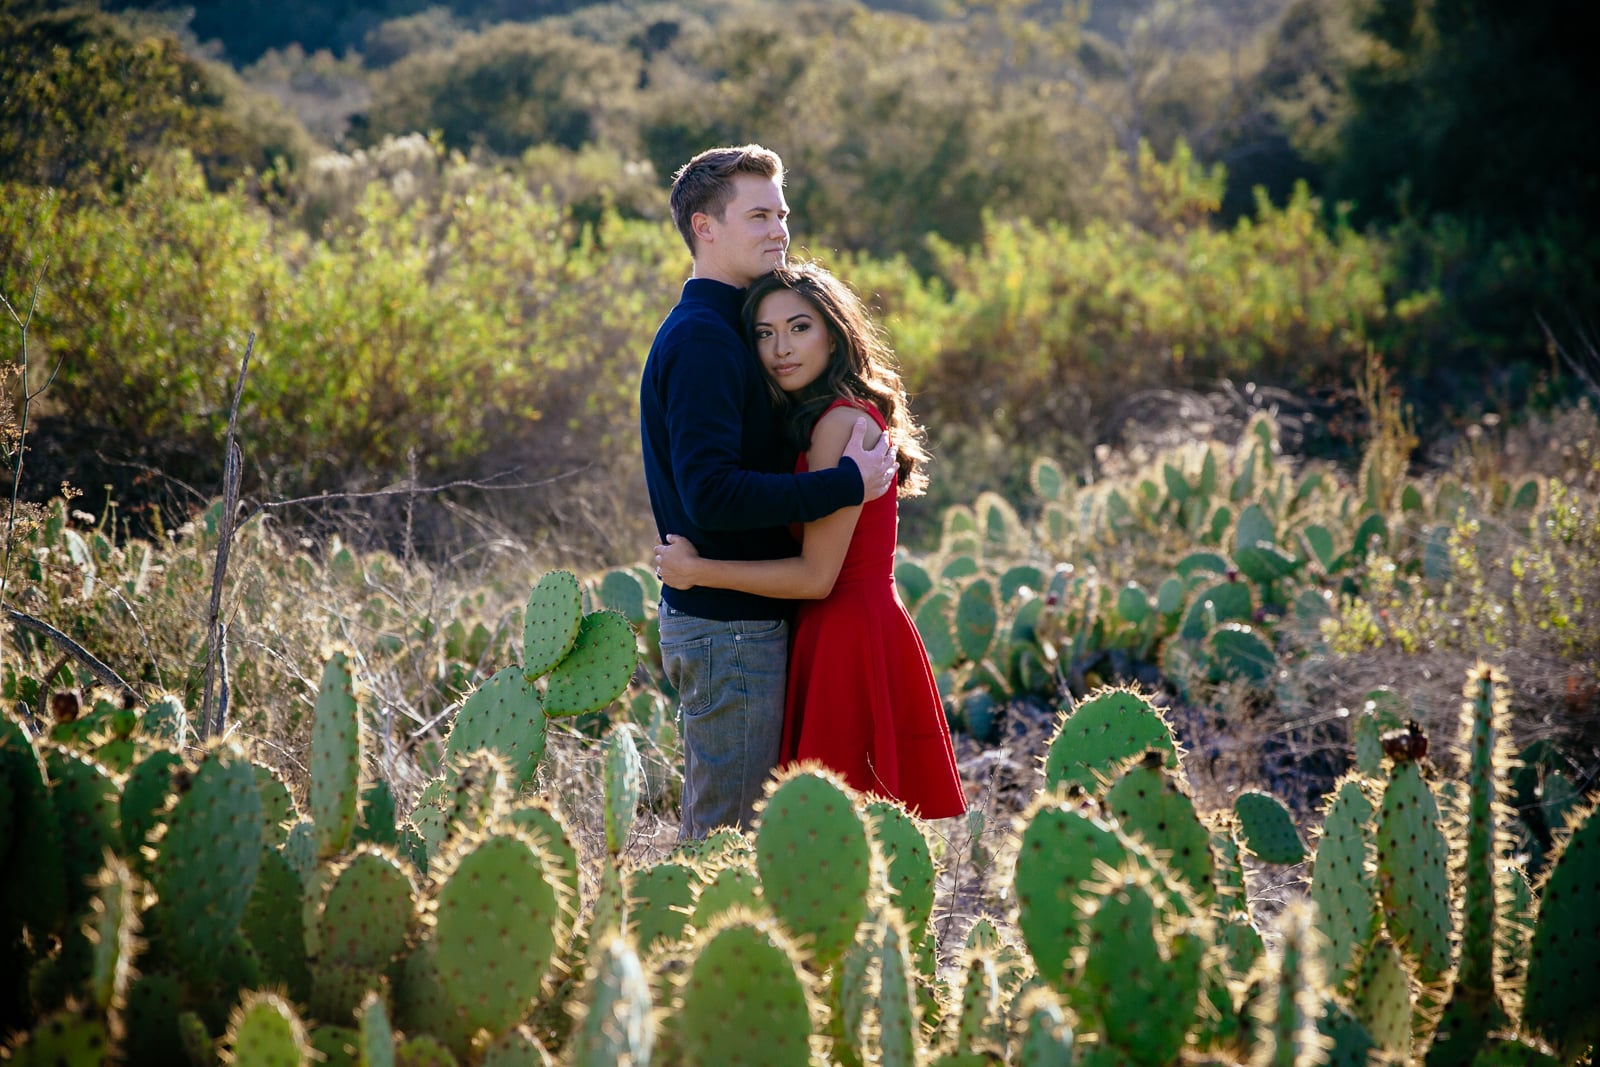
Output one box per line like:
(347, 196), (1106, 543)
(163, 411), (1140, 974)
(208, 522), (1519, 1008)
(1, 0), (1596, 564)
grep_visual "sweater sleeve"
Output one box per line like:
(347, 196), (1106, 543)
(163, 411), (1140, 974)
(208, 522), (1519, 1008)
(661, 321), (864, 531)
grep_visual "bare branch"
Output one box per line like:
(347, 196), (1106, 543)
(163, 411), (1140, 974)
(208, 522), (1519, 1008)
(200, 334), (254, 740)
(4, 606), (138, 702)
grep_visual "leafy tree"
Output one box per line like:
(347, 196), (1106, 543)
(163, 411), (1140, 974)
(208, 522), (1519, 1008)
(0, 6), (313, 193)
(363, 21), (639, 154)
(1332, 0), (1598, 235)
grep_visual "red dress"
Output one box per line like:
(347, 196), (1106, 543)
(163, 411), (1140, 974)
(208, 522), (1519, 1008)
(781, 400), (967, 819)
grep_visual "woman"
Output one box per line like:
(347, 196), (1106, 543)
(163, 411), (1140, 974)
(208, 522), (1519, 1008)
(654, 262), (966, 820)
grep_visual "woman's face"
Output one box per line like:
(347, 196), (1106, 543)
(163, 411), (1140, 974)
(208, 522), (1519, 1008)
(753, 288), (830, 394)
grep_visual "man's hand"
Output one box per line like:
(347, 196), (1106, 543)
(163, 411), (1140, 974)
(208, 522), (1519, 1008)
(844, 415), (896, 502)
(654, 534), (703, 590)
(841, 416), (897, 501)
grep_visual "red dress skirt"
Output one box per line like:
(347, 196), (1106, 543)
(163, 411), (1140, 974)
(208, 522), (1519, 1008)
(781, 400), (967, 819)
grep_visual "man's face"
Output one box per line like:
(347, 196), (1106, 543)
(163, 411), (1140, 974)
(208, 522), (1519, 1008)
(696, 173), (789, 287)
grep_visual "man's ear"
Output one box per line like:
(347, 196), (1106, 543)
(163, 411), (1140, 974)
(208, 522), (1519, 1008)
(691, 211), (716, 244)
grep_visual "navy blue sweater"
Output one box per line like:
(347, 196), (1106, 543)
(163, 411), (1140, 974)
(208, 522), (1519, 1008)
(640, 278), (864, 620)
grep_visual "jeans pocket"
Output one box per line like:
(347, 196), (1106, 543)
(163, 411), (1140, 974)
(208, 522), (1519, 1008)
(661, 635), (712, 715)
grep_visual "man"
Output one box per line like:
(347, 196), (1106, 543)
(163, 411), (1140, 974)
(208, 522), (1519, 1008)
(639, 144), (896, 839)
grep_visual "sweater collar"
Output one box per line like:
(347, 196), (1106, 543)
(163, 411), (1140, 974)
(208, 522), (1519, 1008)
(682, 277), (745, 323)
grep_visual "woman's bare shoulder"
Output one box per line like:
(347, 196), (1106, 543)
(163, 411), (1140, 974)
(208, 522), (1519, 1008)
(809, 402), (882, 463)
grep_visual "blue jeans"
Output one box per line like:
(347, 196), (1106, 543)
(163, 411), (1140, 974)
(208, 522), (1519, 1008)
(658, 601), (789, 839)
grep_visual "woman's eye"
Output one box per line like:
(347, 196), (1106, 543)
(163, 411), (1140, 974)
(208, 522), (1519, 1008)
(754, 328), (772, 340)
(792, 323), (809, 333)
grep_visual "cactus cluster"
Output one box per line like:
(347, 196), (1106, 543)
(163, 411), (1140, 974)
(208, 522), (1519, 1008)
(2, 555), (1596, 1067)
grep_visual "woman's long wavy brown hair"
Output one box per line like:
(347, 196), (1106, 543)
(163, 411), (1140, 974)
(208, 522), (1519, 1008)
(743, 262), (930, 497)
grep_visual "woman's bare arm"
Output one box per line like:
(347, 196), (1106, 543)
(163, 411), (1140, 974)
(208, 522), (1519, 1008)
(655, 406), (878, 599)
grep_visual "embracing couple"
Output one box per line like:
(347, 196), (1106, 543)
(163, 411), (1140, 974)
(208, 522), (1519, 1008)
(638, 144), (966, 839)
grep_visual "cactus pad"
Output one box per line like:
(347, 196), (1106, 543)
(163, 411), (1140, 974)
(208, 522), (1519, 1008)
(1077, 869), (1203, 1067)
(1352, 937), (1412, 1056)
(627, 861), (697, 952)
(43, 745), (122, 915)
(1374, 761), (1453, 984)
(598, 567), (648, 626)
(755, 767), (874, 967)
(1234, 790), (1307, 865)
(2, 1009), (112, 1065)
(1043, 687), (1178, 796)
(603, 724), (642, 856)
(1014, 800), (1140, 991)
(955, 577), (999, 662)
(318, 848), (415, 969)
(254, 765), (298, 849)
(443, 666), (547, 788)
(566, 934), (653, 1067)
(1523, 799), (1600, 1057)
(690, 863), (764, 928)
(543, 611), (637, 717)
(915, 591), (959, 671)
(522, 570), (584, 679)
(431, 831), (564, 1034)
(310, 650), (363, 859)
(866, 799), (937, 937)
(1309, 778), (1377, 985)
(678, 912), (815, 1067)
(501, 800), (581, 910)
(1105, 760), (1215, 906)
(224, 991), (312, 1067)
(152, 744), (263, 982)
(243, 846), (312, 1004)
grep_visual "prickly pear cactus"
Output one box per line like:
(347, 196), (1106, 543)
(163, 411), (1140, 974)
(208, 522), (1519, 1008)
(866, 799), (938, 938)
(0, 715), (68, 938)
(678, 912), (815, 1067)
(316, 848), (415, 970)
(1076, 868), (1204, 1067)
(1522, 799), (1600, 1058)
(1253, 900), (1329, 1067)
(951, 948), (1006, 1058)
(139, 692), (189, 747)
(1309, 778), (1377, 986)
(1374, 758), (1453, 984)
(429, 830), (567, 1036)
(1427, 663), (1514, 1067)
(224, 991), (312, 1067)
(357, 991), (393, 1067)
(1233, 789), (1306, 865)
(502, 800), (581, 909)
(543, 610), (636, 717)
(1, 1008), (112, 1065)
(523, 569), (584, 679)
(627, 861), (697, 952)
(1352, 937), (1412, 1057)
(310, 650), (363, 859)
(955, 576), (999, 663)
(1014, 798), (1142, 991)
(243, 847), (311, 1004)
(603, 724), (642, 856)
(443, 666), (547, 789)
(1014, 985), (1074, 1067)
(1042, 687), (1178, 796)
(565, 934), (653, 1067)
(755, 767), (874, 967)
(42, 745), (122, 915)
(1105, 758), (1215, 906)
(690, 863), (764, 928)
(85, 854), (138, 1018)
(877, 911), (922, 1067)
(120, 748), (181, 867)
(151, 743), (263, 983)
